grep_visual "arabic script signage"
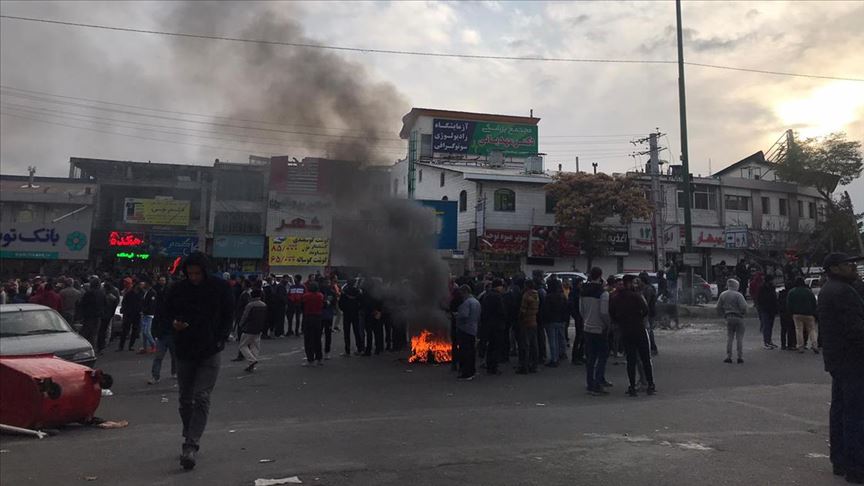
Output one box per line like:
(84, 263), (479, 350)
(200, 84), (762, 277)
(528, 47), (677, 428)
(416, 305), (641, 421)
(109, 231), (145, 247)
(213, 235), (265, 258)
(605, 228), (629, 255)
(266, 193), (333, 238)
(529, 226), (580, 257)
(150, 235), (199, 257)
(124, 198), (190, 226)
(687, 226), (725, 248)
(1, 215), (92, 260)
(268, 236), (330, 266)
(629, 223), (655, 252)
(432, 119), (538, 157)
(479, 229), (529, 255)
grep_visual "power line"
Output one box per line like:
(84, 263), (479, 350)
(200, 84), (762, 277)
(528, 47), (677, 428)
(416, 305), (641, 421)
(1, 14), (862, 82)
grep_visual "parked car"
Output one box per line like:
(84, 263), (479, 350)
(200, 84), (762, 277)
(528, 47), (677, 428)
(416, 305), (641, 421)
(0, 304), (96, 368)
(544, 272), (587, 284)
(690, 275), (714, 304)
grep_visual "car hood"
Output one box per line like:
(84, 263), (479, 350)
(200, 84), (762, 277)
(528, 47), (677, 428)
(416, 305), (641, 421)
(0, 332), (93, 361)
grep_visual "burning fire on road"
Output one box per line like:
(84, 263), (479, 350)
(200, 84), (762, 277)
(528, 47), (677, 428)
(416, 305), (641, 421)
(408, 330), (452, 363)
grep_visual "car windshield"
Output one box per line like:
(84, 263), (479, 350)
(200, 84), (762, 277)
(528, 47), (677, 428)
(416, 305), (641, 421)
(0, 310), (71, 337)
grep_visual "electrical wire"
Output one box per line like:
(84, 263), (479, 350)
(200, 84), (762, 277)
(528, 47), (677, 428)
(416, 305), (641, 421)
(1, 14), (862, 82)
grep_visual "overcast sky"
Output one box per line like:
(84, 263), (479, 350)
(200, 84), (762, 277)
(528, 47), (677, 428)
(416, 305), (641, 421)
(1, 1), (862, 206)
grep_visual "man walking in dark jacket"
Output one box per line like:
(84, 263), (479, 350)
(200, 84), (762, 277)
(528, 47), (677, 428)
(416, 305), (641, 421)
(817, 253), (864, 484)
(163, 252), (234, 471)
(339, 279), (364, 356)
(78, 276), (106, 348)
(118, 282), (143, 352)
(237, 289), (268, 372)
(610, 275), (656, 397)
(756, 274), (779, 349)
(480, 279), (507, 375)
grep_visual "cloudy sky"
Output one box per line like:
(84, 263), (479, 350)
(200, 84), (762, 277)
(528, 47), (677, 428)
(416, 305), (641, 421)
(1, 1), (862, 205)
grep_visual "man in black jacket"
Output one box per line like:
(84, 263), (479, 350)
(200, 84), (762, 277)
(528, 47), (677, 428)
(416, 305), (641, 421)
(569, 277), (585, 364)
(610, 275), (655, 397)
(163, 252), (234, 471)
(818, 253), (864, 484)
(339, 279), (364, 356)
(480, 279), (507, 375)
(118, 282), (143, 352)
(757, 274), (780, 349)
(78, 276), (106, 348)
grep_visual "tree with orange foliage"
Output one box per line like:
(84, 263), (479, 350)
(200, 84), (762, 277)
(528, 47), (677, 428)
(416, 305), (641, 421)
(545, 172), (653, 269)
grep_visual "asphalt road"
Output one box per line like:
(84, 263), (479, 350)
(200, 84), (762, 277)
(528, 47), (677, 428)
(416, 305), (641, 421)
(0, 318), (842, 486)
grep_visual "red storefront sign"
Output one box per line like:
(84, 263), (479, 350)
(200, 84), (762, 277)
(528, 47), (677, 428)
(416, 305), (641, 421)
(478, 229), (529, 254)
(109, 231), (145, 247)
(529, 226), (580, 257)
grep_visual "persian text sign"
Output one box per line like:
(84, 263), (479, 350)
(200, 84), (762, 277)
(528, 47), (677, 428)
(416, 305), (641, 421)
(605, 228), (629, 255)
(124, 198), (190, 226)
(150, 235), (199, 257)
(479, 229), (529, 254)
(529, 226), (580, 257)
(432, 119), (538, 156)
(267, 193), (333, 237)
(268, 236), (330, 266)
(1, 216), (92, 260)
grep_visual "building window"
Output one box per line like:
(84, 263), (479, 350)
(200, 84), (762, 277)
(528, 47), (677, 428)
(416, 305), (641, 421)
(420, 134), (432, 157)
(494, 189), (516, 212)
(779, 198), (788, 216)
(440, 172), (445, 187)
(214, 212), (261, 234)
(724, 195), (751, 211)
(419, 169), (423, 183)
(798, 200), (804, 217)
(441, 196), (449, 201)
(677, 184), (717, 210)
(761, 197), (770, 215)
(458, 190), (468, 212)
(809, 202), (816, 219)
(545, 193), (558, 214)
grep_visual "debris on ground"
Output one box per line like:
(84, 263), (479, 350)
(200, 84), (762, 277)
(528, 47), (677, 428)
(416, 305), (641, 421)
(95, 420), (129, 429)
(0, 423), (47, 439)
(84, 476), (97, 481)
(258, 458), (275, 463)
(254, 477), (302, 486)
(160, 396), (169, 403)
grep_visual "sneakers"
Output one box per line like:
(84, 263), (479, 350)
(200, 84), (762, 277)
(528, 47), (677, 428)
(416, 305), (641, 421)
(180, 444), (197, 470)
(724, 358), (733, 364)
(147, 377), (160, 385)
(316, 360), (324, 367)
(244, 362), (257, 373)
(588, 387), (609, 396)
(763, 344), (775, 350)
(813, 347), (820, 354)
(324, 353), (331, 360)
(646, 385), (656, 396)
(626, 386), (638, 397)
(737, 358), (744, 364)
(457, 374), (476, 381)
(601, 381), (614, 388)
(301, 361), (312, 367)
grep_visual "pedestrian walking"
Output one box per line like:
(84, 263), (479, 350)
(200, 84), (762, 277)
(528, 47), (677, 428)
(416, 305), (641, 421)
(817, 253), (864, 484)
(610, 275), (656, 396)
(581, 267), (611, 395)
(640, 272), (659, 355)
(139, 279), (158, 354)
(516, 280), (540, 374)
(236, 289), (268, 372)
(717, 278), (748, 364)
(163, 252), (235, 470)
(302, 282), (325, 366)
(118, 280), (143, 352)
(788, 276), (819, 354)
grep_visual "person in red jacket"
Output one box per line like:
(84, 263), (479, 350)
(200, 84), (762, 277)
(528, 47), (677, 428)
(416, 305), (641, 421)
(29, 279), (62, 313)
(301, 282), (325, 366)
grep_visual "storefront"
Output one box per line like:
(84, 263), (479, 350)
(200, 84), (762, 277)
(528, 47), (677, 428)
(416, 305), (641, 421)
(0, 212), (93, 277)
(212, 235), (265, 276)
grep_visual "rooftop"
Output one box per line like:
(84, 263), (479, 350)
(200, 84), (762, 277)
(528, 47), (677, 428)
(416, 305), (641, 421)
(400, 107), (540, 139)
(418, 161), (553, 184)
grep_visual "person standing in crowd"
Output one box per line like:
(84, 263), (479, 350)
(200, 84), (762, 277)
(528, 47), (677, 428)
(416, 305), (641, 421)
(788, 276), (819, 354)
(656, 270), (668, 302)
(149, 277), (176, 385)
(78, 276), (106, 348)
(541, 278), (568, 368)
(339, 278), (363, 356)
(531, 270), (548, 365)
(287, 275), (306, 337)
(319, 277), (336, 360)
(610, 275), (656, 396)
(777, 282), (797, 351)
(98, 282), (120, 354)
(118, 279), (143, 352)
(236, 289), (268, 373)
(233, 279), (252, 340)
(139, 279), (158, 354)
(480, 278), (506, 375)
(757, 274), (779, 349)
(455, 284), (481, 380)
(639, 272), (659, 355)
(569, 277), (585, 365)
(330, 275), (342, 332)
(163, 252), (234, 470)
(749, 270), (765, 305)
(59, 277), (82, 326)
(362, 281), (385, 357)
(301, 282), (325, 366)
(665, 262), (678, 304)
(581, 267), (611, 395)
(736, 260), (750, 298)
(717, 278), (748, 364)
(30, 278), (62, 313)
(516, 280), (540, 374)
(448, 280), (465, 370)
(504, 276), (524, 363)
(265, 276), (287, 339)
(817, 253), (864, 484)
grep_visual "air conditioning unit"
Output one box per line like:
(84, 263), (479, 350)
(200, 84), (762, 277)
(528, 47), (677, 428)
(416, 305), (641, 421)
(488, 151), (505, 167)
(525, 155), (544, 174)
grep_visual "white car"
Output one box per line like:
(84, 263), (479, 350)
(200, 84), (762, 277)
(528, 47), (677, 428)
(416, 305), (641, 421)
(544, 272), (587, 284)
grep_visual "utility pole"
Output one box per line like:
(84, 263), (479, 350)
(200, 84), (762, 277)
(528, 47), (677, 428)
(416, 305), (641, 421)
(649, 133), (665, 272)
(676, 0), (693, 252)
(575, 156), (580, 173)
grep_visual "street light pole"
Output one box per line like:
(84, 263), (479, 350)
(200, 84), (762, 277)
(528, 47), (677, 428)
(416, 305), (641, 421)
(676, 0), (693, 253)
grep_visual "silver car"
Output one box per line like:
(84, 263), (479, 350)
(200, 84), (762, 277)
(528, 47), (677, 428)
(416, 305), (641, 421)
(0, 304), (96, 368)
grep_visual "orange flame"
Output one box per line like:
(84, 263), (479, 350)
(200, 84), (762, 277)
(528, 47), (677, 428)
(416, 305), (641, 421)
(408, 330), (452, 363)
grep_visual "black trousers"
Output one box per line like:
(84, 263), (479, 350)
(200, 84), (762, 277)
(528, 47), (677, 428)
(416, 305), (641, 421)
(269, 306), (286, 337)
(97, 316), (112, 352)
(518, 326), (539, 371)
(537, 321), (547, 361)
(779, 314), (797, 348)
(343, 312), (363, 353)
(455, 329), (476, 378)
(364, 318), (384, 355)
(303, 315), (323, 362)
(624, 331), (655, 388)
(322, 318), (333, 354)
(485, 323), (505, 373)
(384, 319), (394, 350)
(119, 314), (141, 350)
(287, 304), (303, 334)
(571, 317), (585, 363)
(830, 371), (864, 477)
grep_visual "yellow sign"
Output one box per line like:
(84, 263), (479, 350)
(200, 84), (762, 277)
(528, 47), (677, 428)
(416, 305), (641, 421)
(124, 198), (190, 226)
(268, 236), (330, 266)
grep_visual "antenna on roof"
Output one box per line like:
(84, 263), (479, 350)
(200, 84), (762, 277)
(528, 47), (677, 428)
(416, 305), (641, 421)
(21, 166), (39, 189)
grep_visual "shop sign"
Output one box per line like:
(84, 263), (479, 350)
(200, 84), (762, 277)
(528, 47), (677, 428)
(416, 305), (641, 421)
(268, 236), (329, 266)
(1, 217), (92, 260)
(124, 198), (190, 226)
(432, 119), (538, 156)
(529, 226), (580, 257)
(213, 235), (265, 258)
(478, 229), (529, 255)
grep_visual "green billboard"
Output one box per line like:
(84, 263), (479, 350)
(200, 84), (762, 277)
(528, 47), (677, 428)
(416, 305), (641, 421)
(432, 119), (538, 156)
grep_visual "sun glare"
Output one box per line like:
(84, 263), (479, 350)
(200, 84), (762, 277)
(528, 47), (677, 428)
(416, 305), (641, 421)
(775, 81), (864, 138)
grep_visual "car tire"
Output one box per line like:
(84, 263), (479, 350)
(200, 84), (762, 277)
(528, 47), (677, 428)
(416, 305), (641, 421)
(695, 294), (709, 305)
